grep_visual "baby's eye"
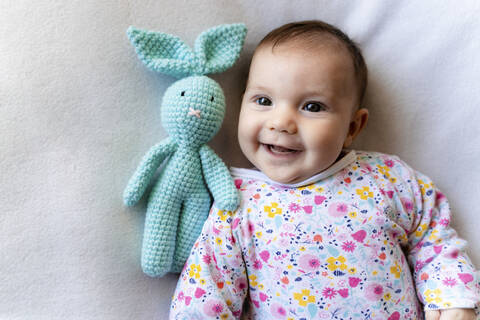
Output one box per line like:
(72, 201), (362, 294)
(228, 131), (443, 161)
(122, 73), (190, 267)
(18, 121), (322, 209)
(302, 102), (326, 112)
(255, 97), (272, 106)
(210, 96), (214, 102)
(181, 91), (185, 96)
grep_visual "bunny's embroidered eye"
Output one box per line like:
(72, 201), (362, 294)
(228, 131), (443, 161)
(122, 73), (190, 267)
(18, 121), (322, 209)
(210, 96), (214, 102)
(181, 91), (185, 96)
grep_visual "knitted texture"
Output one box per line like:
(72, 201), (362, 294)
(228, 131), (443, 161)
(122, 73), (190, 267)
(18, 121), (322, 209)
(124, 24), (246, 277)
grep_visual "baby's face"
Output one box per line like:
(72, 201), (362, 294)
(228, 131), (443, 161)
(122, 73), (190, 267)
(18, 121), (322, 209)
(238, 43), (362, 184)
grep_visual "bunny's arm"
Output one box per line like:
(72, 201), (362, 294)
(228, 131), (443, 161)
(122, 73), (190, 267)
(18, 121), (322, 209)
(123, 138), (177, 206)
(199, 145), (240, 211)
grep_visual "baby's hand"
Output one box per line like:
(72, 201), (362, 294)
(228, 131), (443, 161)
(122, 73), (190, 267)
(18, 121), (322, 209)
(425, 308), (476, 320)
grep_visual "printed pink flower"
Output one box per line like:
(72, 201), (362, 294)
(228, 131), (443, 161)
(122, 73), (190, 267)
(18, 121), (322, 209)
(401, 197), (414, 212)
(270, 303), (287, 318)
(385, 159), (394, 168)
(203, 299), (224, 316)
(202, 254), (211, 264)
(298, 254), (321, 271)
(328, 202), (349, 217)
(365, 283), (384, 301)
(235, 277), (248, 291)
(288, 202), (301, 213)
(442, 277), (457, 287)
(322, 287), (337, 299)
(341, 241), (356, 252)
(439, 218), (450, 227)
(253, 259), (263, 270)
(247, 221), (255, 235)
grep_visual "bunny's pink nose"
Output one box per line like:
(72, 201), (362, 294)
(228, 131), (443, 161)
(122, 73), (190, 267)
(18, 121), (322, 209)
(188, 107), (201, 118)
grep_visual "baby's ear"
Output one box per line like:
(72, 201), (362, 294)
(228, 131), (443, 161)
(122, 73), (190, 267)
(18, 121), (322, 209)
(127, 26), (195, 78)
(194, 23), (247, 75)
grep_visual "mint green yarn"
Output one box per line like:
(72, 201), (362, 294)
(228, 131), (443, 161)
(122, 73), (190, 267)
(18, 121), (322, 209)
(123, 24), (246, 277)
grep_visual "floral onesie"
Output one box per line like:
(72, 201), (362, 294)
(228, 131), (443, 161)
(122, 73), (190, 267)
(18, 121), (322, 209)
(170, 150), (480, 319)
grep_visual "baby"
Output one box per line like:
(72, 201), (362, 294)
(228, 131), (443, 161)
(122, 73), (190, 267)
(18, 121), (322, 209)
(169, 20), (479, 319)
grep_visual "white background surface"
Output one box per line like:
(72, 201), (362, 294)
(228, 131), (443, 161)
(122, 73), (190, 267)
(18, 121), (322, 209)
(1, 1), (479, 319)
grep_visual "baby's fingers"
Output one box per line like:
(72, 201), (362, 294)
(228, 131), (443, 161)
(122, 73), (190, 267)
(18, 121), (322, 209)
(425, 310), (440, 320)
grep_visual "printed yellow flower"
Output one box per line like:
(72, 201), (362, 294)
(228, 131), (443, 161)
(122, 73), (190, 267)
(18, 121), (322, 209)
(356, 186), (373, 200)
(384, 293), (391, 300)
(188, 264), (201, 279)
(217, 210), (233, 222)
(428, 229), (439, 241)
(326, 256), (348, 271)
(418, 179), (433, 196)
(264, 202), (282, 218)
(349, 211), (357, 218)
(348, 267), (357, 274)
(390, 261), (402, 279)
(249, 274), (258, 287)
(415, 223), (428, 237)
(293, 289), (316, 307)
(424, 289), (443, 304)
(215, 237), (223, 246)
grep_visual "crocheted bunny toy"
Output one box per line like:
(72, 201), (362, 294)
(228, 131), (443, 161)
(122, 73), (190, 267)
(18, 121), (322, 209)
(124, 24), (246, 277)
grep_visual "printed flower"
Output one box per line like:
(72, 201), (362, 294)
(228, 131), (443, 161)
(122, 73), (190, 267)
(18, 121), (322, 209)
(326, 256), (348, 271)
(400, 197), (414, 212)
(215, 237), (223, 246)
(293, 289), (316, 307)
(270, 303), (287, 319)
(415, 223), (428, 237)
(253, 259), (263, 270)
(188, 264), (201, 279)
(365, 283), (384, 301)
(385, 159), (395, 168)
(217, 210), (233, 222)
(235, 277), (247, 291)
(390, 261), (402, 279)
(264, 202), (282, 218)
(203, 299), (224, 317)
(328, 202), (349, 217)
(202, 254), (211, 265)
(249, 274), (258, 287)
(322, 287), (337, 299)
(288, 202), (301, 213)
(439, 218), (450, 227)
(442, 277), (457, 287)
(298, 254), (321, 271)
(341, 241), (356, 253)
(424, 289), (443, 304)
(384, 293), (391, 301)
(356, 186), (373, 200)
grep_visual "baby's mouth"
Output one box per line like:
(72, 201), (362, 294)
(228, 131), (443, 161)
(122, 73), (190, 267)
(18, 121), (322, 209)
(263, 143), (300, 155)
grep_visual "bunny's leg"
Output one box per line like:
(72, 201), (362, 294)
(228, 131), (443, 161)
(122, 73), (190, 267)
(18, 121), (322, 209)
(141, 186), (182, 277)
(171, 190), (211, 273)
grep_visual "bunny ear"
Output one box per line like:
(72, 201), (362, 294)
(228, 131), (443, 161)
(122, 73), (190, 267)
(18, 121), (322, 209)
(127, 26), (195, 78)
(194, 23), (247, 75)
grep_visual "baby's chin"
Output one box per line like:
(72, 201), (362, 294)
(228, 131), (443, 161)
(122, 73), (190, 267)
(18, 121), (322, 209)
(261, 168), (306, 185)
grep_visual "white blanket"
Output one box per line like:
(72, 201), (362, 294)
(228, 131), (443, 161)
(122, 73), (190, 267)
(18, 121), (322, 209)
(1, 0), (478, 318)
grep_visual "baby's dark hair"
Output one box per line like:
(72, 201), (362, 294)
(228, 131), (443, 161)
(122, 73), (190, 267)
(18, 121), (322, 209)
(256, 20), (368, 107)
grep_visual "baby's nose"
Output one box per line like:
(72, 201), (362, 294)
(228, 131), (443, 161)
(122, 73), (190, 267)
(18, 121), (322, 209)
(267, 108), (297, 134)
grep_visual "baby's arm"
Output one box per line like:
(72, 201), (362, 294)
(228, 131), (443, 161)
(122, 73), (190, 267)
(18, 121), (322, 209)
(395, 162), (480, 315)
(169, 202), (248, 319)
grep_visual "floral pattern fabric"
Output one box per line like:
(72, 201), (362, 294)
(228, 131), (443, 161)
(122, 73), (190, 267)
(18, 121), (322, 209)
(170, 151), (479, 319)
